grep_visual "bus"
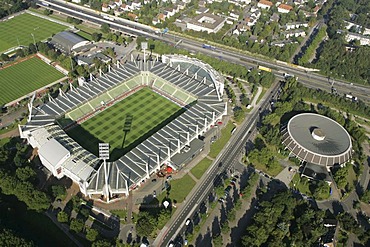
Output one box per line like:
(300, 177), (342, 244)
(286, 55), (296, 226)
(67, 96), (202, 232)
(258, 65), (272, 73)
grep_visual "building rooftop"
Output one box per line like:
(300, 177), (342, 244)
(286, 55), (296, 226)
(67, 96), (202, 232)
(50, 31), (89, 54)
(39, 138), (69, 167)
(282, 113), (352, 166)
(189, 13), (225, 30)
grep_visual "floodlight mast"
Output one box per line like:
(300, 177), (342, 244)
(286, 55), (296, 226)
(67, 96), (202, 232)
(99, 143), (110, 202)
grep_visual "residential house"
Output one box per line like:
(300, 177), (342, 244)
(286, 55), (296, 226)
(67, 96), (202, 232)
(284, 29), (306, 38)
(250, 6), (259, 13)
(120, 4), (130, 12)
(278, 4), (293, 13)
(127, 12), (138, 21)
(158, 13), (166, 22)
(199, 0), (206, 7)
(114, 8), (124, 16)
(271, 40), (293, 47)
(196, 7), (209, 14)
(102, 3), (110, 12)
(108, 1), (117, 10)
(132, 0), (142, 10)
(346, 32), (370, 46)
(114, 0), (122, 6)
(285, 22), (309, 30)
(257, 0), (273, 10)
(229, 11), (239, 21)
(152, 17), (160, 25)
(178, 2), (186, 9)
(166, 7), (176, 17)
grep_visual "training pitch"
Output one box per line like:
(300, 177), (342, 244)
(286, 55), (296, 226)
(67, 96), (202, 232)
(67, 88), (183, 160)
(0, 13), (68, 52)
(0, 57), (65, 106)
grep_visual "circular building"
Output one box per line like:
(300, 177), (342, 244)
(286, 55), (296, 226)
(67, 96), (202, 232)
(281, 113), (352, 167)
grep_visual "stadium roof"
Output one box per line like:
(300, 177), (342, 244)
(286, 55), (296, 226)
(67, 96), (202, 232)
(282, 113), (352, 166)
(50, 31), (90, 53)
(39, 138), (69, 167)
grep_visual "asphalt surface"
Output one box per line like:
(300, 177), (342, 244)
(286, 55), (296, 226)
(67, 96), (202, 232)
(155, 82), (280, 246)
(39, 0), (370, 103)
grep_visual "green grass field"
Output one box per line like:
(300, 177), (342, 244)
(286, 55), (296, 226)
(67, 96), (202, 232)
(0, 57), (64, 106)
(67, 88), (183, 160)
(0, 13), (68, 52)
(191, 158), (213, 179)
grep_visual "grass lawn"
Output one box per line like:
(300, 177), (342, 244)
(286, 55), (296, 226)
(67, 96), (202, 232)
(110, 209), (127, 220)
(157, 174), (196, 203)
(0, 13), (68, 52)
(208, 122), (236, 158)
(290, 173), (311, 196)
(0, 57), (64, 106)
(191, 158), (213, 179)
(67, 88), (183, 160)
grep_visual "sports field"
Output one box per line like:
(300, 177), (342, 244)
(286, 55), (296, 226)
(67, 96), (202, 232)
(67, 88), (183, 160)
(0, 13), (68, 52)
(0, 57), (64, 106)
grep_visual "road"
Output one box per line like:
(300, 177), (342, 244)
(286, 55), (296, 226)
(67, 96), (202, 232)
(38, 0), (370, 103)
(154, 82), (280, 246)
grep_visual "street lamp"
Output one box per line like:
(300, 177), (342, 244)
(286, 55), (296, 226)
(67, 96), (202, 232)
(31, 33), (38, 52)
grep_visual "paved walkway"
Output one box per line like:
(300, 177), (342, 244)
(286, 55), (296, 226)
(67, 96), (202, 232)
(250, 86), (263, 107)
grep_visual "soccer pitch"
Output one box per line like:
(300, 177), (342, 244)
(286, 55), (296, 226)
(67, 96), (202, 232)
(67, 88), (183, 160)
(0, 13), (68, 52)
(0, 57), (65, 106)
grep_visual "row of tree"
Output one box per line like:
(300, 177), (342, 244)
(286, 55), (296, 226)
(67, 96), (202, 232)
(298, 26), (327, 65)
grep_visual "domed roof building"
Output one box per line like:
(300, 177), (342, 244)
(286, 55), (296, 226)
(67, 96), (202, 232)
(281, 113), (352, 167)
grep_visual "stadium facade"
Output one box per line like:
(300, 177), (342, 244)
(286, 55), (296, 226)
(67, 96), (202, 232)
(281, 113), (352, 168)
(19, 55), (226, 202)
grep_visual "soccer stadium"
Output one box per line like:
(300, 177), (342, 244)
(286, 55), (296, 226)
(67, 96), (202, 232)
(281, 113), (352, 167)
(19, 55), (226, 202)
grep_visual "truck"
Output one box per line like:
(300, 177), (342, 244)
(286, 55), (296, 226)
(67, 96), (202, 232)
(202, 44), (216, 50)
(258, 65), (272, 73)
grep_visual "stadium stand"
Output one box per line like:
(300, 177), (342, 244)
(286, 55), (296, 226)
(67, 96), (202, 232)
(20, 56), (226, 202)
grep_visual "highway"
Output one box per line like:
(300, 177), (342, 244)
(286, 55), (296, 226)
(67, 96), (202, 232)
(157, 82), (281, 246)
(39, 0), (370, 103)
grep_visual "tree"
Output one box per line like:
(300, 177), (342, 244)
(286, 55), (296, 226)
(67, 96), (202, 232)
(0, 53), (10, 61)
(91, 32), (102, 42)
(135, 212), (156, 236)
(28, 43), (37, 54)
(360, 189), (370, 203)
(16, 49), (25, 58)
(92, 240), (111, 247)
(86, 228), (99, 242)
(101, 23), (110, 34)
(16, 166), (36, 181)
(70, 218), (84, 233)
(212, 234), (223, 247)
(51, 185), (66, 199)
(57, 211), (69, 223)
(0, 229), (33, 247)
